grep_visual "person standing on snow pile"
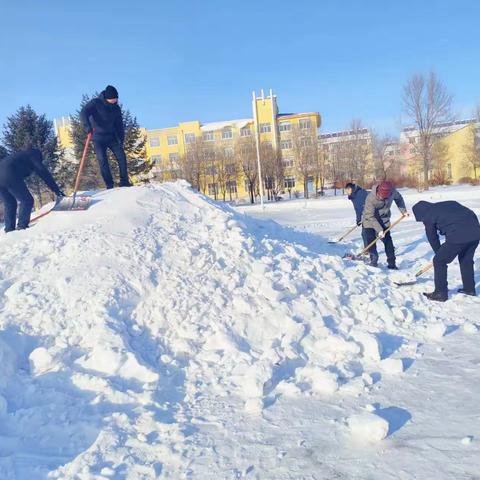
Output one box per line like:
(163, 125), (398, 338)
(345, 182), (370, 247)
(0, 148), (65, 233)
(361, 180), (408, 269)
(412, 200), (480, 302)
(80, 85), (132, 189)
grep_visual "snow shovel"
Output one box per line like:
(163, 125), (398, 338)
(53, 133), (93, 212)
(394, 262), (433, 286)
(343, 214), (407, 261)
(328, 224), (359, 244)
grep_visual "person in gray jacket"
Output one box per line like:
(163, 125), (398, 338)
(361, 180), (408, 268)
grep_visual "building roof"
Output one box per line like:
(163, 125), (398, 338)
(200, 119), (252, 131)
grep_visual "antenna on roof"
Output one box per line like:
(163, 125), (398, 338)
(261, 89), (264, 101)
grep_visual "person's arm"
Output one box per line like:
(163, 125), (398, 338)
(30, 154), (62, 195)
(115, 110), (125, 144)
(425, 222), (441, 253)
(362, 194), (383, 233)
(393, 189), (407, 215)
(80, 100), (96, 134)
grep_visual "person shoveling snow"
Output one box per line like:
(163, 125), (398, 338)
(412, 200), (480, 302)
(0, 148), (65, 233)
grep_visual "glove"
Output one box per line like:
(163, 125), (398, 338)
(402, 211), (409, 217)
(377, 230), (385, 240)
(56, 190), (66, 198)
(356, 220), (362, 226)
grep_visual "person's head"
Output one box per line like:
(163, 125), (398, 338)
(376, 180), (394, 200)
(104, 85), (119, 104)
(345, 182), (356, 196)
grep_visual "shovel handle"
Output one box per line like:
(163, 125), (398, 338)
(415, 262), (433, 278)
(73, 133), (92, 196)
(337, 224), (359, 243)
(357, 215), (407, 257)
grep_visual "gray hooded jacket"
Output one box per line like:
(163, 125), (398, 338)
(362, 184), (407, 233)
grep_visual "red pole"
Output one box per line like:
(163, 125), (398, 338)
(73, 132), (92, 196)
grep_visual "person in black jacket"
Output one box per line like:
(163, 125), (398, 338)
(80, 85), (132, 189)
(345, 183), (374, 263)
(413, 200), (480, 301)
(0, 148), (64, 232)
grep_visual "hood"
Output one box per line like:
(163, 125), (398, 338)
(99, 91), (117, 106)
(412, 201), (433, 222)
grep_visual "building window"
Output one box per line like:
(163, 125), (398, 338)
(167, 135), (178, 146)
(259, 123), (271, 133)
(225, 163), (236, 175)
(279, 122), (291, 132)
(226, 180), (237, 194)
(169, 153), (179, 163)
(282, 157), (294, 168)
(240, 126), (251, 137)
(151, 155), (162, 165)
(240, 145), (252, 156)
(206, 165), (217, 176)
(208, 183), (218, 196)
(224, 147), (234, 158)
(301, 137), (312, 147)
(222, 128), (233, 140)
(280, 139), (292, 150)
(184, 133), (195, 144)
(299, 119), (311, 130)
(204, 150), (215, 160)
(203, 131), (214, 142)
(408, 137), (416, 144)
(284, 175), (295, 189)
(149, 136), (160, 147)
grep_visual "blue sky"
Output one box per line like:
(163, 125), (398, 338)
(0, 0), (479, 135)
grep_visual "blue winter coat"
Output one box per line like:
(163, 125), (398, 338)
(348, 185), (369, 224)
(413, 200), (480, 252)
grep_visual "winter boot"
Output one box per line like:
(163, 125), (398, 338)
(387, 265), (399, 270)
(457, 288), (477, 297)
(120, 180), (133, 187)
(423, 291), (448, 302)
(370, 255), (379, 268)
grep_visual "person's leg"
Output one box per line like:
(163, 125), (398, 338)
(6, 180), (34, 229)
(458, 241), (479, 294)
(432, 242), (463, 295)
(382, 231), (396, 268)
(108, 140), (130, 186)
(363, 228), (378, 266)
(0, 186), (18, 232)
(93, 139), (114, 189)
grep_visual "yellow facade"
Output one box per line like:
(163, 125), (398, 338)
(146, 91), (321, 200)
(437, 124), (478, 182)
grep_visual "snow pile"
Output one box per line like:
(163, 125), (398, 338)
(0, 181), (476, 478)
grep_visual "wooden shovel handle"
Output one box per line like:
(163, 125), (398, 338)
(358, 215), (407, 257)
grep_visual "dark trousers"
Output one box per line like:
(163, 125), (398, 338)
(93, 138), (128, 188)
(363, 227), (396, 266)
(433, 240), (479, 294)
(0, 180), (35, 232)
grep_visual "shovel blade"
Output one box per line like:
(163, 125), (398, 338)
(53, 195), (92, 211)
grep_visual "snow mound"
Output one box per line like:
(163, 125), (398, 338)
(0, 181), (457, 477)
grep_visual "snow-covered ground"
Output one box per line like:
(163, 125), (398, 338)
(0, 182), (479, 479)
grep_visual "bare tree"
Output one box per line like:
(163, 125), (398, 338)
(371, 132), (399, 181)
(463, 122), (480, 180)
(402, 71), (453, 189)
(261, 141), (284, 201)
(314, 136), (328, 196)
(291, 125), (317, 198)
(430, 141), (450, 185)
(236, 136), (257, 204)
(181, 137), (207, 192)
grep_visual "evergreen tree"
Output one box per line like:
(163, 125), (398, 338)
(2, 105), (64, 206)
(0, 144), (7, 159)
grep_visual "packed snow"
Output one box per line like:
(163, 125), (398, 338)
(0, 182), (479, 479)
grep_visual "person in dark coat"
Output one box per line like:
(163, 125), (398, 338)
(0, 148), (64, 232)
(412, 200), (480, 301)
(345, 182), (373, 261)
(80, 85), (132, 189)
(362, 180), (408, 269)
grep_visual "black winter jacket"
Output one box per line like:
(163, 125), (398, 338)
(412, 200), (480, 252)
(0, 148), (61, 194)
(348, 185), (369, 224)
(80, 91), (125, 143)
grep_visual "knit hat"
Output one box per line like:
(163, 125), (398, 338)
(104, 85), (119, 99)
(377, 180), (394, 200)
